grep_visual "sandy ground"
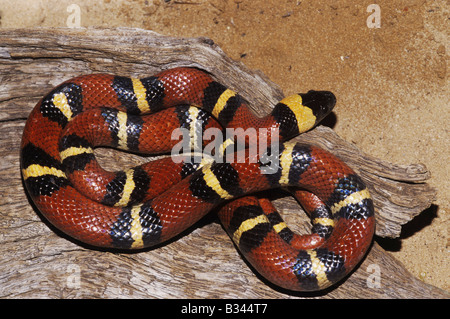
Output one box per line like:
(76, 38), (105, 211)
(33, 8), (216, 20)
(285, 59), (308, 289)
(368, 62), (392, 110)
(0, 0), (448, 293)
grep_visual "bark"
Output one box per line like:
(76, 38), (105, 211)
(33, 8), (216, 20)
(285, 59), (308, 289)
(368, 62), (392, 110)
(0, 28), (445, 298)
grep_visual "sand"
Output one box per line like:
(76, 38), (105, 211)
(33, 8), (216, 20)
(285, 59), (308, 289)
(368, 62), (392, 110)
(0, 0), (448, 293)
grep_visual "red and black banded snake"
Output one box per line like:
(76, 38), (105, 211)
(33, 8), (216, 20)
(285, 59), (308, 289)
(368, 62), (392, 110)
(21, 67), (375, 291)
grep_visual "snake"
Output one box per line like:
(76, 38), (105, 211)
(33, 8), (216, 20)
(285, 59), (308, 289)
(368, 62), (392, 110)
(20, 67), (375, 292)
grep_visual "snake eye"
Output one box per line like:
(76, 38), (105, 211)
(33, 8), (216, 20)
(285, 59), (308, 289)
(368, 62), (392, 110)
(299, 90), (336, 121)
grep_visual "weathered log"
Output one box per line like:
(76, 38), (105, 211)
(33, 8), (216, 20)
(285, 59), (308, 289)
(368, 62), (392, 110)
(0, 28), (446, 298)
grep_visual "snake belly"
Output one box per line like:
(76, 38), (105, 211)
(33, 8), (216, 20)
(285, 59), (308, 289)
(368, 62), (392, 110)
(20, 67), (375, 291)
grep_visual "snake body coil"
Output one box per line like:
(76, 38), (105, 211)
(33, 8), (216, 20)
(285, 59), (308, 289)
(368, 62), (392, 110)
(21, 67), (375, 291)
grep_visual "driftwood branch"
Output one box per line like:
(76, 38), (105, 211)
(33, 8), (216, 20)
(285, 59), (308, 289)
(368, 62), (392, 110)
(0, 28), (445, 299)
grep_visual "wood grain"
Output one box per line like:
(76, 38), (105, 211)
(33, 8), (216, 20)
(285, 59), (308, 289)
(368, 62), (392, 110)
(0, 28), (446, 298)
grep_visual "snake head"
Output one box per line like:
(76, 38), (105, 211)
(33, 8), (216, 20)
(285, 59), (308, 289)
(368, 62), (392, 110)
(276, 90), (336, 137)
(299, 90), (336, 125)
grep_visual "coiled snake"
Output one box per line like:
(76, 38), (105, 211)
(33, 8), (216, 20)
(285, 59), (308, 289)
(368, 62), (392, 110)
(21, 67), (375, 291)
